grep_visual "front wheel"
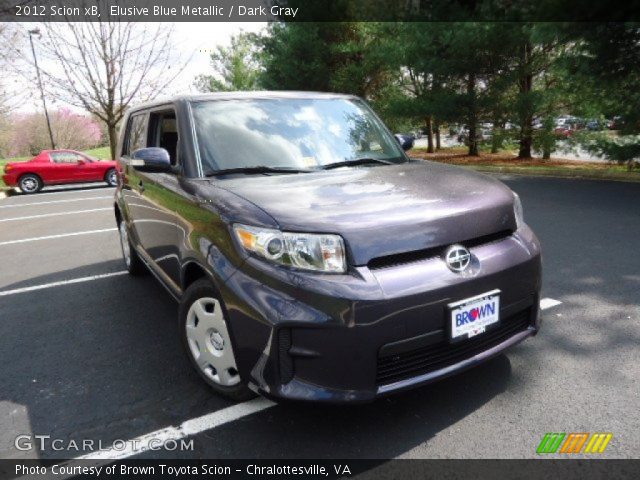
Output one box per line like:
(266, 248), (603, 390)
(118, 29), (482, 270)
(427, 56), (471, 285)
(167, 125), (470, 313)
(19, 174), (42, 194)
(180, 279), (254, 401)
(105, 168), (118, 187)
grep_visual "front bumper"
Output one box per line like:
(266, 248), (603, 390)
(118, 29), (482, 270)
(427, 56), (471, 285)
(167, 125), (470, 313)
(219, 226), (542, 403)
(2, 173), (17, 187)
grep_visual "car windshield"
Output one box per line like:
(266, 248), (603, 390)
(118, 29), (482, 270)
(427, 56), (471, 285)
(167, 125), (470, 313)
(191, 97), (406, 175)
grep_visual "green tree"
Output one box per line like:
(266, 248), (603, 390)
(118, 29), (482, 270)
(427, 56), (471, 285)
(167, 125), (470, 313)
(329, 23), (397, 98)
(259, 22), (394, 98)
(388, 23), (520, 156)
(259, 22), (338, 92)
(390, 23), (455, 153)
(506, 24), (575, 159)
(443, 23), (517, 156)
(568, 23), (640, 169)
(195, 32), (262, 92)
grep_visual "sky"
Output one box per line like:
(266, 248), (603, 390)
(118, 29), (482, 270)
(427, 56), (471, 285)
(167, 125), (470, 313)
(5, 21), (267, 114)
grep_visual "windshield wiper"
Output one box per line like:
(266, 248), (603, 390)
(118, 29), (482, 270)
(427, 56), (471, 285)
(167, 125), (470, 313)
(322, 158), (396, 170)
(205, 165), (314, 176)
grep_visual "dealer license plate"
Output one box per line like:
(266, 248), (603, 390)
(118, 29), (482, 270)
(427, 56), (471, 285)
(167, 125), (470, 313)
(448, 289), (501, 341)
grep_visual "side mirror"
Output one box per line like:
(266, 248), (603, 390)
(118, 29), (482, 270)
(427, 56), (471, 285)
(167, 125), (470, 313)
(77, 159), (86, 165)
(130, 147), (171, 172)
(394, 134), (414, 151)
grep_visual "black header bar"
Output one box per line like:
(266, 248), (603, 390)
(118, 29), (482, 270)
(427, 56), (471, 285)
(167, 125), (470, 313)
(2, 0), (640, 22)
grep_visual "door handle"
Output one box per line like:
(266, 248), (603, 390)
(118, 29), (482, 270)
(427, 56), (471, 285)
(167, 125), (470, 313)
(138, 180), (145, 193)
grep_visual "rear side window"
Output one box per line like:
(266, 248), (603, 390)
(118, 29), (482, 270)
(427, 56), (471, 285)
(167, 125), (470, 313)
(125, 114), (147, 155)
(51, 152), (83, 163)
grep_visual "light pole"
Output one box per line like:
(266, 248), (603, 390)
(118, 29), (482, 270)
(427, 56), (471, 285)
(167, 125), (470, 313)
(28, 28), (56, 150)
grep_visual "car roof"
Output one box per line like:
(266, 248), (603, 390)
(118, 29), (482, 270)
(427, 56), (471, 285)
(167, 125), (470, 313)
(127, 91), (360, 113)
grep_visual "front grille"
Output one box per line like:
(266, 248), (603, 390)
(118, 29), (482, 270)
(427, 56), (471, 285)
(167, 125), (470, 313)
(368, 230), (512, 270)
(376, 308), (531, 385)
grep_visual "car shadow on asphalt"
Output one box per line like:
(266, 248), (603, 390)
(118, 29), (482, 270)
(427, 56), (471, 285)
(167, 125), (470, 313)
(137, 354), (514, 460)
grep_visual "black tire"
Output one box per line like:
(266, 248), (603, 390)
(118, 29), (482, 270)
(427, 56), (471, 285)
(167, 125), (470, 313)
(18, 174), (43, 194)
(118, 220), (146, 276)
(105, 168), (118, 187)
(179, 279), (255, 402)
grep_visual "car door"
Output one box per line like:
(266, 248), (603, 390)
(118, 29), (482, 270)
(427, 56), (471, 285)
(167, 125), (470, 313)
(78, 153), (108, 181)
(119, 113), (148, 252)
(49, 152), (82, 183)
(51, 151), (95, 182)
(121, 108), (181, 289)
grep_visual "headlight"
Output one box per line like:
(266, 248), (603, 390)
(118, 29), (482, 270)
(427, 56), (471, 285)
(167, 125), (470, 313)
(233, 224), (347, 273)
(513, 192), (524, 229)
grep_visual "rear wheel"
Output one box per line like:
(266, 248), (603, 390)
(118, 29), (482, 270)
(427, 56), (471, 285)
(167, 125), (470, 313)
(180, 279), (254, 401)
(118, 220), (146, 275)
(18, 174), (42, 194)
(105, 168), (118, 187)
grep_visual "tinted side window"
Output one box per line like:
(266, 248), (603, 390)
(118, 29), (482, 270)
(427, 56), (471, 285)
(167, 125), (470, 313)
(127, 114), (147, 155)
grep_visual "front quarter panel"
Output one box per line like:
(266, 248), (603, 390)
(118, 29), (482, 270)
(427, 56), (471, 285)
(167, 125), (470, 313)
(174, 179), (278, 289)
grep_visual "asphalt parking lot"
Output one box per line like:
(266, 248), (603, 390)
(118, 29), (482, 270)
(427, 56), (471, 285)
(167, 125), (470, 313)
(0, 176), (639, 461)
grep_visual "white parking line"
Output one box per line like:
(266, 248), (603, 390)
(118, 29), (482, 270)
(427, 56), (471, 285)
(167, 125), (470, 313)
(0, 228), (117, 246)
(0, 271), (127, 297)
(540, 298), (562, 310)
(0, 196), (112, 209)
(73, 397), (275, 460)
(0, 207), (112, 222)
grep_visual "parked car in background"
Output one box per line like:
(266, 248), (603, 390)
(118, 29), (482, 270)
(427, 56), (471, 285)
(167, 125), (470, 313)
(586, 119), (605, 131)
(455, 125), (491, 145)
(554, 127), (573, 138)
(2, 150), (117, 193)
(114, 92), (542, 403)
(608, 116), (622, 130)
(554, 116), (586, 137)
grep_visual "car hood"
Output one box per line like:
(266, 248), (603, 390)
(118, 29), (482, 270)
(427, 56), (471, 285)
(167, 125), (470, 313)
(214, 161), (517, 266)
